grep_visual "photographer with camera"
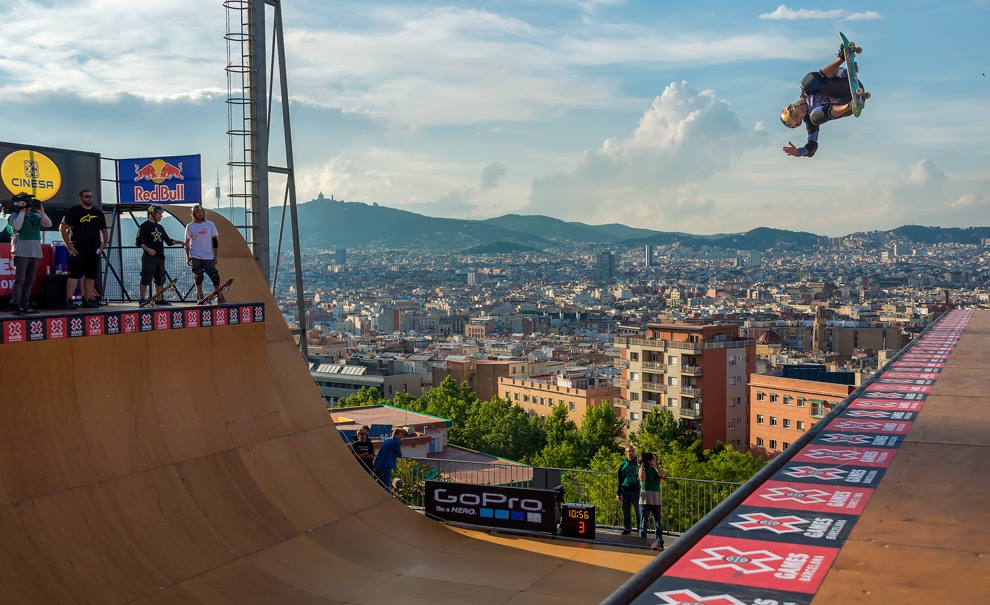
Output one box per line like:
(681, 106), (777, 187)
(615, 445), (641, 535)
(637, 452), (667, 551)
(6, 193), (52, 314)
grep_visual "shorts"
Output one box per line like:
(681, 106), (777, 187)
(140, 254), (167, 286)
(800, 69), (854, 102)
(68, 250), (101, 280)
(191, 257), (220, 284)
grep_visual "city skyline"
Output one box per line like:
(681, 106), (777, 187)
(1, 1), (987, 237)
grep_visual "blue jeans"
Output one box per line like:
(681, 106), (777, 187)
(640, 503), (663, 540)
(375, 467), (393, 493)
(620, 487), (641, 531)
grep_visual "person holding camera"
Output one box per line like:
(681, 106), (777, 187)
(6, 195), (52, 314)
(638, 452), (667, 551)
(616, 445), (641, 535)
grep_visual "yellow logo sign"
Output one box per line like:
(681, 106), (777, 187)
(1, 149), (62, 201)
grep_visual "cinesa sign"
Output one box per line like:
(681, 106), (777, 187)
(425, 480), (557, 535)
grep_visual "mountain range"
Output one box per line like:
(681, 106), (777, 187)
(214, 196), (990, 253)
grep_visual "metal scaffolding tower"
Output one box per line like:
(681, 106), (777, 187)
(224, 0), (308, 357)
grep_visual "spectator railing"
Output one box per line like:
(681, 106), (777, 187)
(391, 457), (742, 536)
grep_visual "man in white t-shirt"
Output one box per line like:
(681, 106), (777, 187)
(183, 204), (222, 302)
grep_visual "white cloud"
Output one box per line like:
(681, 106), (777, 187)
(844, 11), (884, 21)
(0, 0), (225, 100)
(759, 5), (845, 20)
(524, 81), (766, 228)
(480, 162), (508, 190)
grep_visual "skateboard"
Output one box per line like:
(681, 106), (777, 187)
(140, 278), (178, 307)
(839, 32), (869, 118)
(197, 278), (233, 305)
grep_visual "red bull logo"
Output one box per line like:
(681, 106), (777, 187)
(131, 158), (186, 202)
(133, 159), (184, 183)
(118, 154), (201, 205)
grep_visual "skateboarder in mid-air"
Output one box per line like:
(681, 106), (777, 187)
(780, 43), (868, 158)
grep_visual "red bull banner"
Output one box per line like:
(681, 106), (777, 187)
(0, 141), (101, 208)
(117, 154), (201, 204)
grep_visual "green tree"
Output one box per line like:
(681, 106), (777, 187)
(463, 397), (543, 461)
(533, 404), (582, 467)
(532, 440), (580, 469)
(577, 403), (625, 465)
(543, 403), (579, 447)
(633, 408), (701, 456)
(335, 385), (382, 408)
(416, 376), (475, 442)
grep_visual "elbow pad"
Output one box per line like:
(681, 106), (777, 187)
(804, 141), (818, 157)
(212, 236), (218, 249)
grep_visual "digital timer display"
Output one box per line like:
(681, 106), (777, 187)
(559, 503), (596, 539)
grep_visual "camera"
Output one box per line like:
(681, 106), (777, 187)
(2, 193), (41, 215)
(640, 452), (655, 464)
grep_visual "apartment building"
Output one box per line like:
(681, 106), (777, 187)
(432, 358), (553, 402)
(499, 371), (620, 427)
(615, 322), (755, 451)
(747, 323), (908, 356)
(748, 366), (857, 459)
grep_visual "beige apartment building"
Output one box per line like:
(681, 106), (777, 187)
(748, 371), (856, 459)
(615, 323), (755, 451)
(499, 372), (620, 427)
(433, 358), (553, 402)
(747, 323), (908, 356)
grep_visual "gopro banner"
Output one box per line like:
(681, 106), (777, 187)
(0, 141), (101, 208)
(425, 480), (557, 535)
(117, 154), (201, 204)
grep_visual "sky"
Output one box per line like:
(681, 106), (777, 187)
(0, 0), (987, 237)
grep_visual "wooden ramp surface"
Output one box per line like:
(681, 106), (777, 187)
(0, 210), (652, 604)
(812, 310), (990, 603)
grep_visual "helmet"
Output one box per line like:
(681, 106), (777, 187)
(780, 101), (806, 129)
(190, 204), (205, 217)
(147, 205), (164, 216)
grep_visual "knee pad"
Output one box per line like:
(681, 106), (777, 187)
(809, 105), (832, 126)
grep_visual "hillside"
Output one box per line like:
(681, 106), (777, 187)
(210, 197), (988, 253)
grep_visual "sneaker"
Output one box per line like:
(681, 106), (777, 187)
(156, 300), (172, 306)
(9, 307), (22, 315)
(138, 299), (146, 306)
(64, 299), (79, 310)
(620, 529), (631, 535)
(82, 299), (100, 309)
(22, 307), (38, 314)
(639, 533), (647, 539)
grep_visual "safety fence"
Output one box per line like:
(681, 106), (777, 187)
(391, 457), (742, 535)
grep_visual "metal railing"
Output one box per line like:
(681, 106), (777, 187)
(680, 386), (702, 397)
(616, 337), (754, 352)
(680, 366), (703, 377)
(390, 457), (742, 536)
(642, 361), (666, 371)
